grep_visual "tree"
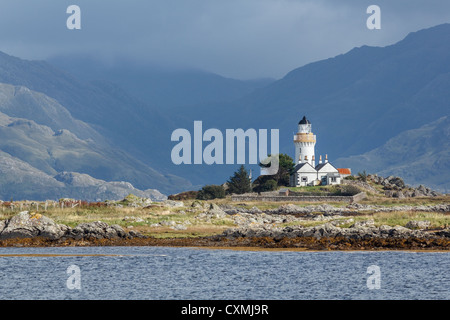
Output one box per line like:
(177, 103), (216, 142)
(357, 170), (368, 182)
(196, 185), (226, 200)
(227, 165), (252, 194)
(253, 179), (278, 193)
(256, 153), (295, 187)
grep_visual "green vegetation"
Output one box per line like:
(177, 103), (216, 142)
(287, 184), (362, 196)
(197, 185), (226, 200)
(357, 170), (368, 182)
(227, 165), (252, 194)
(253, 179), (278, 193)
(253, 153), (294, 191)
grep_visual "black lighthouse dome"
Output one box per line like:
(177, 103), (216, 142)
(298, 116), (311, 125)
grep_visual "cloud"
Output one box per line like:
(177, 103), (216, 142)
(0, 0), (449, 79)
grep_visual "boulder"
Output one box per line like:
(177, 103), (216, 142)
(351, 219), (375, 228)
(0, 212), (142, 241)
(163, 200), (184, 208)
(0, 211), (66, 240)
(405, 220), (431, 230)
(70, 221), (129, 239)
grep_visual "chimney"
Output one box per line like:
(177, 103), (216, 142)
(304, 155), (308, 164)
(298, 155), (302, 164)
(312, 155), (315, 167)
(325, 154), (328, 163)
(319, 155), (323, 164)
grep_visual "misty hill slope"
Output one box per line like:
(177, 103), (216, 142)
(335, 116), (450, 192)
(0, 51), (175, 166)
(0, 53), (192, 194)
(48, 56), (274, 109)
(0, 150), (64, 200)
(0, 149), (166, 201)
(0, 83), (101, 142)
(0, 108), (186, 195)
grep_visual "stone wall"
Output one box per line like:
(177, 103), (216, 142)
(231, 192), (367, 203)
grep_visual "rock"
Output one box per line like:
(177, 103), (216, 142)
(116, 194), (153, 207)
(0, 219), (7, 234)
(405, 220), (431, 230)
(312, 214), (325, 221)
(436, 228), (450, 238)
(384, 190), (395, 197)
(388, 225), (412, 237)
(350, 219), (375, 228)
(128, 230), (144, 238)
(248, 206), (262, 214)
(218, 215), (446, 241)
(0, 212), (142, 241)
(198, 205), (227, 219)
(122, 216), (145, 223)
(0, 211), (66, 240)
(163, 200), (184, 208)
(274, 204), (303, 214)
(331, 218), (354, 226)
(160, 220), (177, 226)
(191, 201), (203, 208)
(70, 221), (130, 239)
(393, 191), (405, 198)
(388, 176), (405, 188)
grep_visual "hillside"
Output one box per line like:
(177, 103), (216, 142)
(0, 53), (193, 196)
(0, 148), (166, 201)
(335, 116), (450, 193)
(0, 23), (449, 196)
(155, 23), (450, 190)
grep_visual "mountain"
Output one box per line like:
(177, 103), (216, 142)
(149, 23), (450, 190)
(334, 116), (450, 193)
(1, 23), (449, 196)
(0, 105), (180, 192)
(0, 52), (193, 196)
(48, 56), (275, 110)
(211, 23), (450, 156)
(0, 149), (166, 201)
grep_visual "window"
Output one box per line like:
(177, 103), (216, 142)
(331, 177), (337, 182)
(301, 177), (308, 182)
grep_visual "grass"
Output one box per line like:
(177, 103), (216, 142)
(0, 203), (235, 238)
(359, 195), (449, 207)
(371, 211), (449, 229)
(1, 194), (448, 239)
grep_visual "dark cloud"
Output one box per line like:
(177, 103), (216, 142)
(0, 0), (449, 79)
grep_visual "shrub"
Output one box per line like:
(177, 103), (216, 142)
(197, 185), (226, 200)
(357, 170), (368, 182)
(253, 179), (278, 193)
(337, 184), (361, 196)
(168, 190), (199, 200)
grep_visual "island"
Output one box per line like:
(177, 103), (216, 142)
(0, 174), (449, 251)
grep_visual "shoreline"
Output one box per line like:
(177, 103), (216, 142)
(1, 235), (449, 252)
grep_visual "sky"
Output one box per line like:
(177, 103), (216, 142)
(0, 0), (450, 79)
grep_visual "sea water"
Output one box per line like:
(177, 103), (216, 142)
(0, 246), (448, 300)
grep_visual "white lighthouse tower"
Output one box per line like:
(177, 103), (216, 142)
(294, 116), (316, 166)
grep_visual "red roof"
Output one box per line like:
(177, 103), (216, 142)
(337, 168), (351, 175)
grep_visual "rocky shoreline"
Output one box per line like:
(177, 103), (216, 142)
(0, 211), (144, 242)
(0, 205), (449, 250)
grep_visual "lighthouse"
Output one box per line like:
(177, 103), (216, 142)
(294, 116), (316, 166)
